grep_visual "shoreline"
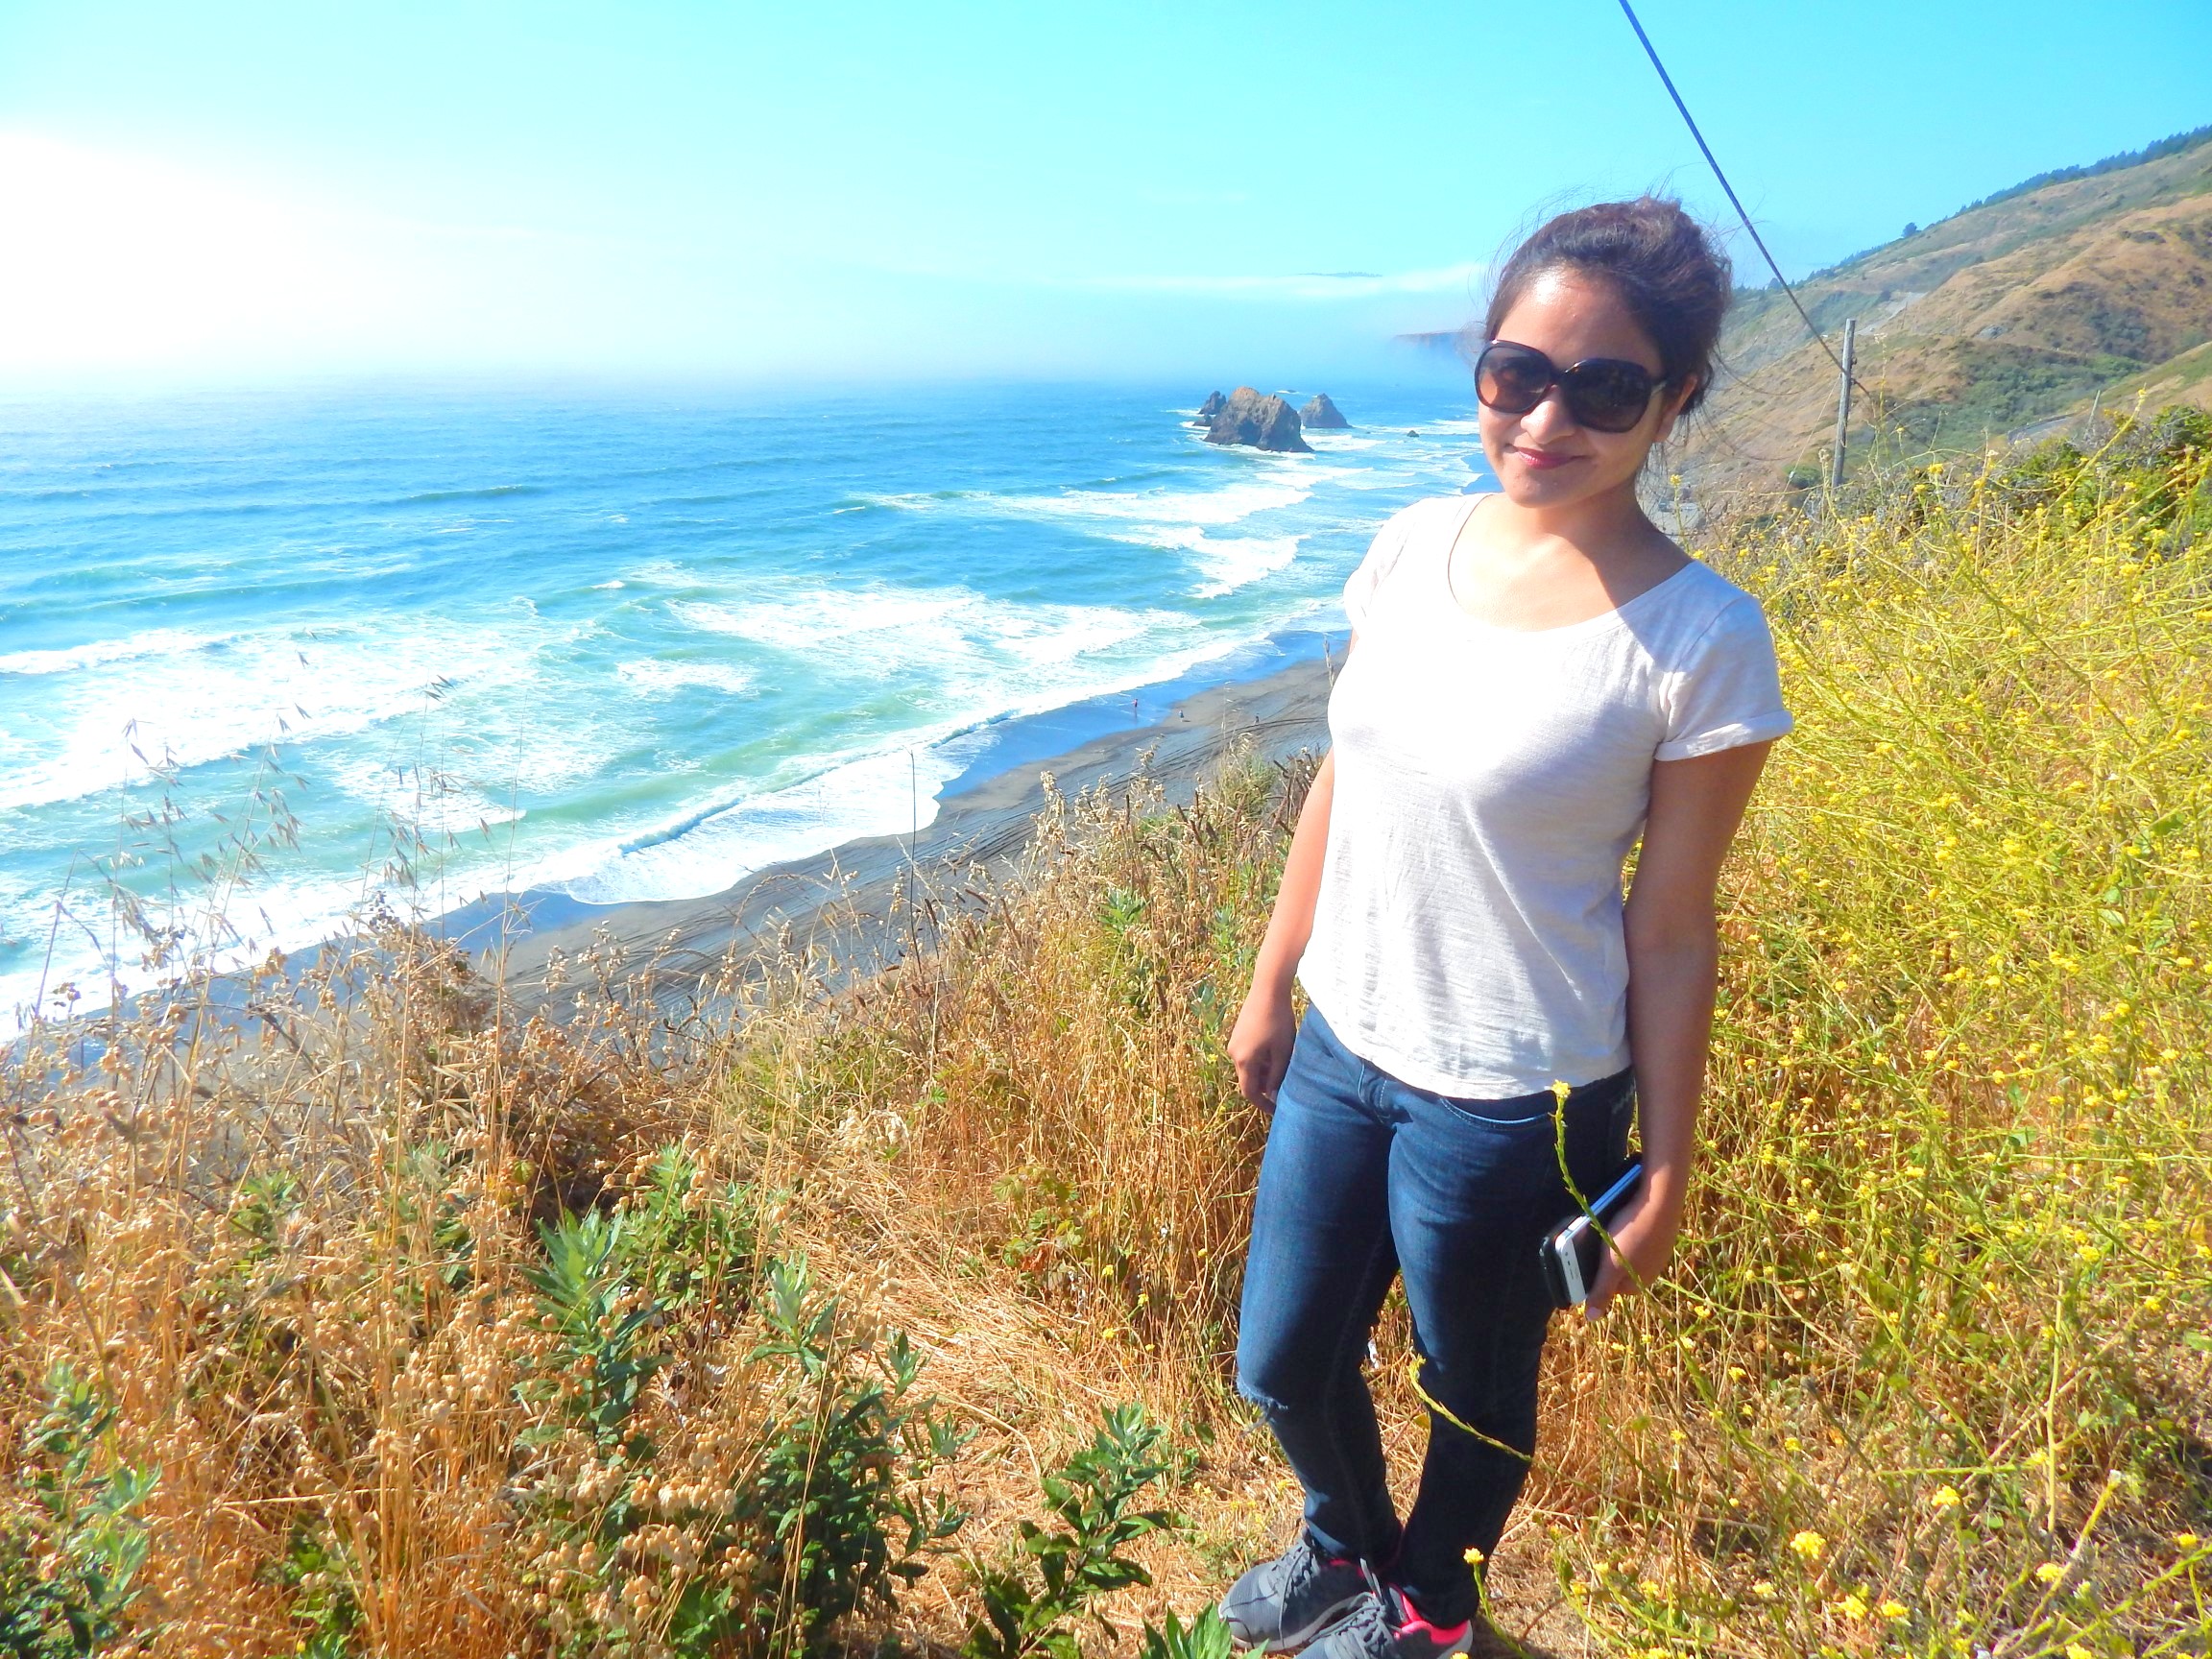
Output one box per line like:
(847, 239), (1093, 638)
(442, 639), (1338, 1019)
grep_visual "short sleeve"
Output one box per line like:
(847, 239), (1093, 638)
(1655, 596), (1794, 761)
(1341, 501), (1431, 632)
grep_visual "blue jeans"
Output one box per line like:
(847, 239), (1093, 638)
(1235, 1003), (1635, 1624)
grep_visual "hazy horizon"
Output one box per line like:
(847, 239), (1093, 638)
(2, 0), (2207, 385)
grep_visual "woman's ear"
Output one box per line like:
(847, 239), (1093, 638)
(1653, 375), (1698, 444)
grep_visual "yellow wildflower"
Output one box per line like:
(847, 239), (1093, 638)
(1931, 1484), (1961, 1510)
(1790, 1530), (1826, 1562)
(1836, 1590), (1868, 1619)
(2034, 1562), (2065, 1584)
(1880, 1599), (1908, 1620)
(1462, 1546), (1484, 1567)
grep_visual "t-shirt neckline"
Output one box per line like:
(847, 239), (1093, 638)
(1438, 492), (1702, 642)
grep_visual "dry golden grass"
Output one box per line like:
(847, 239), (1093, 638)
(3, 419), (2209, 1658)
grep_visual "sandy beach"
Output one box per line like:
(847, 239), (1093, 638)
(451, 647), (1336, 1019)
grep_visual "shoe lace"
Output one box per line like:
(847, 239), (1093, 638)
(1323, 1576), (1396, 1658)
(1276, 1534), (1325, 1598)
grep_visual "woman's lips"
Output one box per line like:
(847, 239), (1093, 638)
(1511, 445), (1582, 471)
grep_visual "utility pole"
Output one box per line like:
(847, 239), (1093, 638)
(1830, 317), (1857, 493)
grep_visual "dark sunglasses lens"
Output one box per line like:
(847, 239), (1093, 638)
(1477, 344), (1551, 415)
(1561, 361), (1658, 432)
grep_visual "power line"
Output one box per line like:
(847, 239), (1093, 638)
(1614, 0), (1862, 389)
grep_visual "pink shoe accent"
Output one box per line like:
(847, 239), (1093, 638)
(1398, 1614), (1472, 1644)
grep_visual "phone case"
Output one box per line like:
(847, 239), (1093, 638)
(1539, 1161), (1644, 1309)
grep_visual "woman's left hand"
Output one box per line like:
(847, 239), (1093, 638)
(1583, 1185), (1683, 1320)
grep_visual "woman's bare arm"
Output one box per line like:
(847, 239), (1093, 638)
(1586, 738), (1772, 1317)
(1226, 741), (1337, 1109)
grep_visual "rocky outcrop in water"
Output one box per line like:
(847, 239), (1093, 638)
(1300, 393), (1349, 429)
(1194, 391), (1227, 425)
(1203, 387), (1312, 453)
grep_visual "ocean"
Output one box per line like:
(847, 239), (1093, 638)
(0, 378), (1490, 1024)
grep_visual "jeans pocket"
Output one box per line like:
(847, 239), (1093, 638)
(1432, 1070), (1633, 1133)
(1431, 1090), (1560, 1128)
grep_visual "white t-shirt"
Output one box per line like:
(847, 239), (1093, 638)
(1297, 493), (1793, 1098)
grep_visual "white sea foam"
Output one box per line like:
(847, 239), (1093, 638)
(0, 628), (228, 677)
(616, 659), (757, 697)
(670, 585), (1185, 688)
(1008, 478), (1312, 528)
(325, 755), (533, 839)
(540, 626), (1257, 909)
(545, 736), (985, 906)
(1108, 524), (1305, 597)
(0, 615), (563, 813)
(0, 860), (386, 1031)
(673, 589), (968, 654)
(875, 459), (1358, 538)
(1189, 535), (1302, 598)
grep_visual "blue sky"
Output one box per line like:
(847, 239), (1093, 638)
(1, 0), (2205, 383)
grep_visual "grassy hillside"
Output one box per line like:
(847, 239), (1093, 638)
(3, 421), (2209, 1656)
(1682, 127), (2212, 495)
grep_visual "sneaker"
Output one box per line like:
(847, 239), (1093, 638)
(1302, 1578), (1476, 1659)
(1221, 1532), (1372, 1652)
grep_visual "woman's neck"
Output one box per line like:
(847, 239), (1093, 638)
(1449, 477), (1686, 630)
(1485, 478), (1657, 562)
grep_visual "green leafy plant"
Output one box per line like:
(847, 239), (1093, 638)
(266, 1526), (362, 1659)
(739, 1254), (969, 1655)
(523, 1208), (663, 1447)
(227, 1166), (302, 1258)
(398, 1139), (476, 1294)
(517, 1223), (964, 1659)
(994, 1167), (1090, 1294)
(1139, 1604), (1234, 1659)
(0, 1364), (156, 1658)
(963, 1405), (1182, 1659)
(623, 1144), (758, 1323)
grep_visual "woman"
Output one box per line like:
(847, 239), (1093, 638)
(1220, 198), (1791, 1659)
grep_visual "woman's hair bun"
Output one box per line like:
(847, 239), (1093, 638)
(1483, 198), (1732, 415)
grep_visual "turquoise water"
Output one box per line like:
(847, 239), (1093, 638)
(0, 379), (1488, 1022)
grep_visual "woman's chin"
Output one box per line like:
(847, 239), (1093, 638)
(1498, 469), (1597, 509)
(1496, 459), (1640, 512)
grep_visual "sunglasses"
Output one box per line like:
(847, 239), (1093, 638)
(1474, 339), (1668, 435)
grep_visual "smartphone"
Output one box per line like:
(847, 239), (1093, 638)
(1540, 1161), (1644, 1309)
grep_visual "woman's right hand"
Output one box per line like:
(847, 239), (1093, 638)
(1227, 981), (1298, 1111)
(1226, 746), (1335, 1113)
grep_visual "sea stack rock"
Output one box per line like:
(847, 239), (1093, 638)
(1204, 387), (1312, 454)
(1300, 393), (1349, 429)
(1195, 390), (1228, 424)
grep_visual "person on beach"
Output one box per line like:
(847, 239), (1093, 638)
(1219, 198), (1792, 1659)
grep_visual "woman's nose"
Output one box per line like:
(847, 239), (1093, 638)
(1520, 385), (1581, 440)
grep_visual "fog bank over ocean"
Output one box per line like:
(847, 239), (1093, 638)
(0, 379), (1489, 1022)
